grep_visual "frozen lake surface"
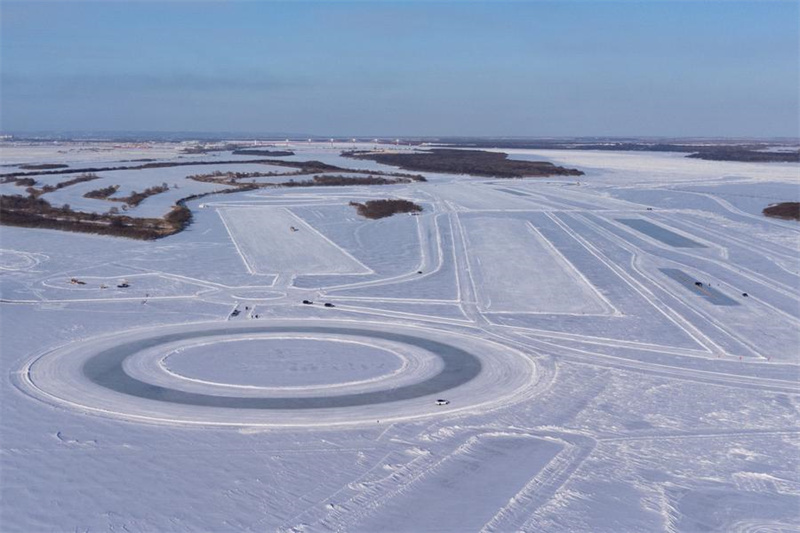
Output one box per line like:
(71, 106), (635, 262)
(1, 141), (799, 532)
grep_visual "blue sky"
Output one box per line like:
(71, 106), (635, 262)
(2, 1), (798, 137)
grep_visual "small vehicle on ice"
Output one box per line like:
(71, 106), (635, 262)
(435, 399), (450, 406)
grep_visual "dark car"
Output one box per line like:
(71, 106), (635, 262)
(324, 302), (335, 308)
(302, 300), (313, 305)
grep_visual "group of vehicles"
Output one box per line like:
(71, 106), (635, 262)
(302, 300), (335, 307)
(68, 278), (129, 289)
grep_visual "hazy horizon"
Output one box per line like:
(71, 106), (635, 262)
(2, 1), (799, 138)
(3, 131), (800, 143)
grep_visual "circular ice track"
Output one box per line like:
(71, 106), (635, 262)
(18, 320), (536, 427)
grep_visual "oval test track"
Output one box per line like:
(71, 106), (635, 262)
(84, 326), (482, 409)
(20, 319), (538, 427)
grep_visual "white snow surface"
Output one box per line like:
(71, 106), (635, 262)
(218, 206), (373, 276)
(1, 142), (799, 532)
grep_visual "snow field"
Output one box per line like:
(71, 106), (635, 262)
(291, 203), (424, 281)
(2, 143), (799, 532)
(0, 249), (44, 271)
(217, 206), (373, 276)
(461, 215), (613, 315)
(340, 434), (564, 532)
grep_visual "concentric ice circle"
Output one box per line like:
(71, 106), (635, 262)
(17, 319), (537, 427)
(161, 337), (406, 389)
(124, 333), (442, 396)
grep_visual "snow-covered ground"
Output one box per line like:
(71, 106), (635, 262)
(217, 206), (373, 276)
(1, 142), (799, 532)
